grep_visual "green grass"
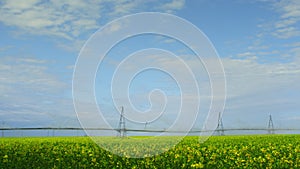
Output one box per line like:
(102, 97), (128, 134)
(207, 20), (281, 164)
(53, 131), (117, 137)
(1, 135), (300, 168)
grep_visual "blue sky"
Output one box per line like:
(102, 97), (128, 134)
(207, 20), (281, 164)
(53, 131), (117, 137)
(0, 0), (300, 135)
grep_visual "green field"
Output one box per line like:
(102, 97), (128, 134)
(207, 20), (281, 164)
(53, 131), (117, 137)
(1, 135), (300, 168)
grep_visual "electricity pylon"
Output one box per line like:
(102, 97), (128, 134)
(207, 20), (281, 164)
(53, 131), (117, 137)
(268, 114), (275, 134)
(144, 121), (148, 130)
(117, 106), (126, 137)
(216, 112), (225, 136)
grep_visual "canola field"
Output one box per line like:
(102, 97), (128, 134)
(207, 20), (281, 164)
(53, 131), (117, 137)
(0, 135), (300, 168)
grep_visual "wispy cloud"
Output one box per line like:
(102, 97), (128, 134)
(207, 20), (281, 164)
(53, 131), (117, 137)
(233, 0), (300, 63)
(0, 57), (64, 93)
(0, 0), (101, 40)
(223, 57), (300, 97)
(0, 57), (72, 126)
(157, 0), (185, 13)
(272, 0), (300, 39)
(0, 46), (12, 52)
(0, 0), (185, 41)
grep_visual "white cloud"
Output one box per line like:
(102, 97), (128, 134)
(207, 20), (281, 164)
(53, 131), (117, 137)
(110, 0), (140, 16)
(56, 39), (86, 52)
(17, 58), (47, 64)
(0, 57), (69, 126)
(0, 46), (12, 52)
(0, 0), (102, 40)
(272, 0), (300, 39)
(272, 26), (300, 39)
(158, 0), (185, 13)
(254, 0), (300, 40)
(223, 57), (300, 97)
(236, 0), (300, 64)
(0, 0), (185, 41)
(277, 0), (300, 19)
(0, 57), (64, 93)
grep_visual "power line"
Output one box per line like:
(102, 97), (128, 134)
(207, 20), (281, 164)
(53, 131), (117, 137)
(0, 127), (299, 132)
(0, 127), (300, 137)
(2, 113), (300, 136)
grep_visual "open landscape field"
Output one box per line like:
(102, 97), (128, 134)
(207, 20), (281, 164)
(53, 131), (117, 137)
(1, 135), (300, 168)
(1, 1), (300, 169)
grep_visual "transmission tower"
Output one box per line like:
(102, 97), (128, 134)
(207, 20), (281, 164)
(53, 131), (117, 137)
(216, 112), (225, 136)
(268, 114), (275, 134)
(144, 121), (148, 130)
(117, 106), (126, 137)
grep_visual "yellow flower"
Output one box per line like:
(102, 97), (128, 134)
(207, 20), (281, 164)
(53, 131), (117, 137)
(191, 163), (204, 168)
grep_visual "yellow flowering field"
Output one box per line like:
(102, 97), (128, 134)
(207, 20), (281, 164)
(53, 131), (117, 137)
(0, 135), (299, 168)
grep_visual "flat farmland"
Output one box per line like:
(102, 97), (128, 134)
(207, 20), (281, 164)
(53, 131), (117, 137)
(1, 135), (300, 168)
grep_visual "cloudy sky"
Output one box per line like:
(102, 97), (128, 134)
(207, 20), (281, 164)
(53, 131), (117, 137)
(0, 0), (299, 135)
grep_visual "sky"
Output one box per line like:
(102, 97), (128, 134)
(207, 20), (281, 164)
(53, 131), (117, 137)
(0, 0), (300, 136)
